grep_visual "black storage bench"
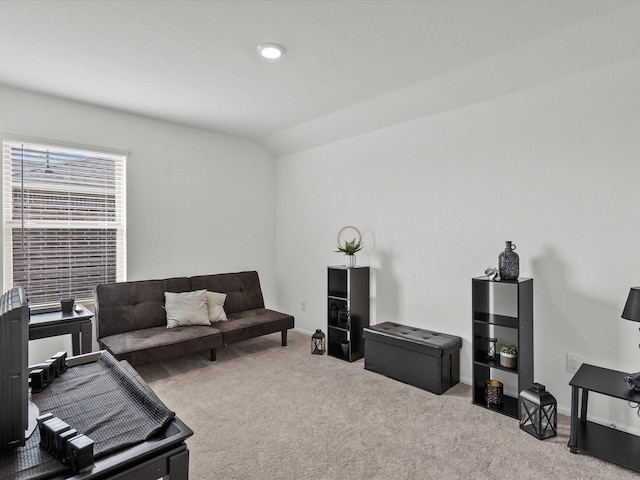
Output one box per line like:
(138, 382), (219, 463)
(363, 322), (462, 394)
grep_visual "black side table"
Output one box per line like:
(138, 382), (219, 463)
(569, 363), (640, 473)
(29, 305), (94, 355)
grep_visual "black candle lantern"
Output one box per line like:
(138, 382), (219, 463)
(311, 329), (325, 355)
(487, 337), (497, 360)
(519, 383), (557, 440)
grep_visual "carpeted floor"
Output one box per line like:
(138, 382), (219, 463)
(136, 330), (638, 479)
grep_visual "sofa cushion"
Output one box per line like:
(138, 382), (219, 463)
(95, 277), (191, 338)
(206, 291), (228, 322)
(190, 271), (265, 314)
(165, 290), (210, 328)
(99, 325), (223, 366)
(217, 308), (294, 345)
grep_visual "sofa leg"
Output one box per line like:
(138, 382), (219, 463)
(210, 349), (216, 361)
(281, 330), (288, 346)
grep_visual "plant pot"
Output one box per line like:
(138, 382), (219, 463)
(500, 352), (517, 369)
(345, 255), (356, 268)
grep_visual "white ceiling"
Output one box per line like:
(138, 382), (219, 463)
(1, 1), (638, 155)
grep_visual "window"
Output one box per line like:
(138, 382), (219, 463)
(2, 140), (126, 308)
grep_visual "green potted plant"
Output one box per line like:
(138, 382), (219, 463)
(499, 345), (517, 369)
(336, 238), (363, 268)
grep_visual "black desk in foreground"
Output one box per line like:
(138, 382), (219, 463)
(0, 351), (193, 480)
(49, 416), (192, 480)
(569, 363), (640, 473)
(29, 305), (94, 355)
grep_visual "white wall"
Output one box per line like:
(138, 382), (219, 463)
(0, 85), (277, 363)
(275, 56), (640, 429)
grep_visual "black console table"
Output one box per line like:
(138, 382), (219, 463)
(569, 363), (640, 473)
(29, 305), (94, 355)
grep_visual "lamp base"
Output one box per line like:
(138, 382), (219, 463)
(623, 372), (640, 391)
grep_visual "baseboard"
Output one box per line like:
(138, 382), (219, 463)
(293, 327), (314, 336)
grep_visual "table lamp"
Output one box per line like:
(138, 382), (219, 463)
(622, 287), (640, 390)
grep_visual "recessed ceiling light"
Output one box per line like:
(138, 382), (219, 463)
(257, 43), (285, 60)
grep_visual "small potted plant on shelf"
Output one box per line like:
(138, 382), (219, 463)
(336, 238), (363, 268)
(499, 345), (518, 369)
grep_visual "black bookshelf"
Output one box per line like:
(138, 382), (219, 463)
(472, 276), (533, 419)
(327, 266), (369, 362)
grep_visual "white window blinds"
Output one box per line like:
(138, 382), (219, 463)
(2, 140), (126, 307)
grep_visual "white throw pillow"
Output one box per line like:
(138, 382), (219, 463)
(165, 290), (210, 328)
(206, 291), (228, 322)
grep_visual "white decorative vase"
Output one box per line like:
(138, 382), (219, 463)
(346, 255), (356, 268)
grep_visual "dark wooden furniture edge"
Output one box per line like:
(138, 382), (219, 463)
(40, 351), (193, 480)
(29, 305), (94, 355)
(568, 363), (640, 474)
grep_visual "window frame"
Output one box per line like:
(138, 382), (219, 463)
(2, 137), (127, 309)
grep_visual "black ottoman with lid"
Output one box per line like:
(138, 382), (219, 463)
(363, 322), (462, 394)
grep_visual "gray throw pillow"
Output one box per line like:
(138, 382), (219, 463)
(165, 290), (210, 328)
(206, 291), (228, 322)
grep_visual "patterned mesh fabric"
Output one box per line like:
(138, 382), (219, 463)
(0, 351), (174, 479)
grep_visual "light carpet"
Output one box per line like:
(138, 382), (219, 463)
(136, 330), (637, 480)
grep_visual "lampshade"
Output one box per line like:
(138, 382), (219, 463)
(622, 287), (640, 322)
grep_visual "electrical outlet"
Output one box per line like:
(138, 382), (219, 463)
(300, 299), (307, 311)
(566, 353), (582, 374)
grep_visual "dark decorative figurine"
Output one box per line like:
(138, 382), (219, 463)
(498, 241), (519, 280)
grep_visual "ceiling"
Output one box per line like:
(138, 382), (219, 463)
(0, 1), (638, 155)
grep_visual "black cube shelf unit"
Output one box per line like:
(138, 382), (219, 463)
(472, 276), (533, 419)
(327, 266), (370, 362)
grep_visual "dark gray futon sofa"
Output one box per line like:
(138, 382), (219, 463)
(94, 271), (294, 366)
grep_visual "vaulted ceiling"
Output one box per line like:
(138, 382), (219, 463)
(1, 1), (638, 155)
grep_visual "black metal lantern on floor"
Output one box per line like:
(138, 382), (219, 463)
(519, 383), (557, 440)
(311, 329), (325, 355)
